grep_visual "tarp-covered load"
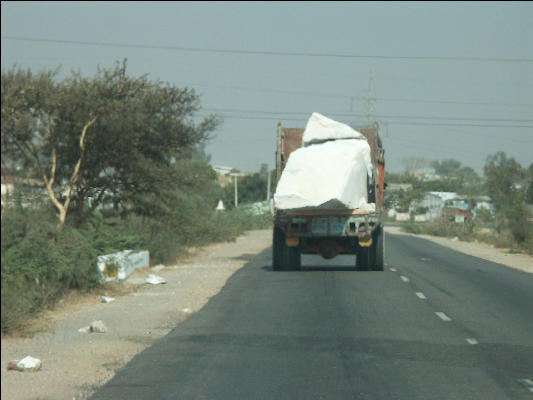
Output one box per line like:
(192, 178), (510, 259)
(302, 112), (367, 145)
(274, 113), (374, 211)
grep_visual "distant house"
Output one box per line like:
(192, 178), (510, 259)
(387, 183), (413, 191)
(1, 176), (47, 208)
(1, 176), (14, 200)
(213, 165), (247, 187)
(429, 192), (458, 203)
(213, 166), (234, 175)
(407, 167), (439, 182)
(472, 195), (494, 215)
(412, 193), (445, 220)
(409, 192), (459, 221)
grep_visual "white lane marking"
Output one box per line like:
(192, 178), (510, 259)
(390, 268), (397, 272)
(415, 292), (427, 299)
(517, 378), (533, 392)
(466, 338), (479, 345)
(400, 275), (410, 282)
(435, 312), (452, 321)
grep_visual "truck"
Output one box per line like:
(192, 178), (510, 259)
(272, 120), (385, 271)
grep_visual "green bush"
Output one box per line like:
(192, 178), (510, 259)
(1, 211), (100, 333)
(400, 223), (423, 234)
(400, 216), (532, 255)
(1, 198), (272, 334)
(401, 218), (474, 241)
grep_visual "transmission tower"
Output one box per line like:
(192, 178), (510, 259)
(364, 70), (376, 126)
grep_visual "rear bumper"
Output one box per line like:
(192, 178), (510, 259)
(274, 210), (381, 238)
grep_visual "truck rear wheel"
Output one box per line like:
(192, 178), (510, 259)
(371, 226), (384, 271)
(273, 227), (285, 271)
(287, 245), (301, 270)
(273, 227), (301, 271)
(356, 247), (371, 271)
(356, 226), (384, 271)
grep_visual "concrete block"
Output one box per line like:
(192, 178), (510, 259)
(97, 250), (149, 281)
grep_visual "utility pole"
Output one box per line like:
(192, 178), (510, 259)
(234, 175), (238, 208)
(266, 170), (271, 201)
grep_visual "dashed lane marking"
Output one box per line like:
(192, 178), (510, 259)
(435, 312), (452, 321)
(517, 379), (533, 392)
(466, 338), (479, 345)
(400, 275), (410, 282)
(415, 292), (427, 299)
(390, 268), (397, 272)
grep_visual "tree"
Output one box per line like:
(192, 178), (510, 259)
(401, 157), (430, 176)
(1, 66), (85, 225)
(431, 158), (462, 176)
(1, 60), (219, 225)
(483, 152), (522, 214)
(526, 163), (533, 205)
(484, 152), (530, 242)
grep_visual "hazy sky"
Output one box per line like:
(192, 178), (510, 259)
(2, 1), (532, 173)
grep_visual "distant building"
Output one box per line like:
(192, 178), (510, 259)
(407, 167), (439, 182)
(472, 196), (494, 215)
(213, 165), (247, 187)
(412, 193), (445, 220)
(387, 183), (413, 191)
(213, 166), (235, 175)
(409, 192), (459, 221)
(1, 176), (47, 208)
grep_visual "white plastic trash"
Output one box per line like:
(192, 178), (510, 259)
(79, 320), (107, 333)
(100, 296), (115, 303)
(7, 356), (42, 372)
(145, 274), (166, 285)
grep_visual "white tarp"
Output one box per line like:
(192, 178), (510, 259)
(274, 113), (374, 211)
(302, 112), (366, 145)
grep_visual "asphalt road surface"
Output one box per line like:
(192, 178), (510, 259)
(90, 232), (533, 400)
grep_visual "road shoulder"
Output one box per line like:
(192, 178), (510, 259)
(385, 225), (532, 274)
(1, 229), (272, 400)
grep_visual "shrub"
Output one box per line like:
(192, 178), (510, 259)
(1, 198), (272, 334)
(1, 210), (101, 333)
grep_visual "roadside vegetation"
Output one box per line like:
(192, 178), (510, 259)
(1, 61), (271, 334)
(387, 156), (533, 255)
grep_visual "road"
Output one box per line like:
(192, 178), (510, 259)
(90, 232), (533, 400)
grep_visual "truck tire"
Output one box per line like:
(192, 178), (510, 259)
(356, 247), (371, 271)
(272, 227), (286, 271)
(287, 245), (301, 271)
(371, 226), (384, 271)
(273, 227), (301, 271)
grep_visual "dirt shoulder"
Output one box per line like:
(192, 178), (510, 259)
(1, 229), (272, 400)
(385, 226), (533, 274)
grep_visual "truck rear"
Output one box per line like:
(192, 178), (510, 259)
(272, 118), (385, 271)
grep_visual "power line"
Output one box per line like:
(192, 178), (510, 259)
(203, 107), (533, 124)
(198, 113), (533, 129)
(384, 137), (476, 159)
(183, 82), (530, 108)
(3, 36), (533, 63)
